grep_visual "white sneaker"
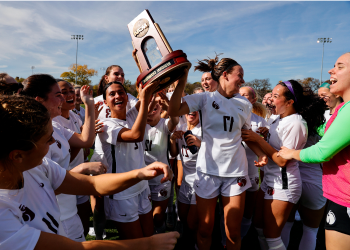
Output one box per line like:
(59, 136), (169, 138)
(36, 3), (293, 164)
(88, 227), (106, 239)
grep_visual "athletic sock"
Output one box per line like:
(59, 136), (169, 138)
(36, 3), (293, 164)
(240, 216), (252, 239)
(93, 209), (106, 240)
(281, 221), (294, 247)
(256, 227), (269, 250)
(299, 224), (318, 250)
(266, 237), (286, 250)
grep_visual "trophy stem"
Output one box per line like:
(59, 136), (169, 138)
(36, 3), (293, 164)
(154, 23), (173, 53)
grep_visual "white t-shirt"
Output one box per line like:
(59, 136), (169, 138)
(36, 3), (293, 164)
(144, 118), (172, 185)
(298, 134), (323, 187)
(183, 91), (252, 177)
(96, 107), (147, 200)
(53, 111), (86, 202)
(45, 121), (77, 221)
(72, 106), (85, 124)
(242, 113), (268, 177)
(324, 109), (331, 123)
(0, 158), (67, 250)
(264, 114), (307, 189)
(177, 123), (202, 187)
(94, 93), (138, 120)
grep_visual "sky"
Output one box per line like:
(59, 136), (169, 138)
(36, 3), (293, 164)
(1, 1), (350, 88)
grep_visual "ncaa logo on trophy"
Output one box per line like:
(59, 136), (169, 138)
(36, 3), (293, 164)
(127, 10), (192, 92)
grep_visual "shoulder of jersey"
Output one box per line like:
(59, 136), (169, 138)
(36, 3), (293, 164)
(179, 123), (188, 132)
(94, 95), (103, 103)
(69, 110), (80, 120)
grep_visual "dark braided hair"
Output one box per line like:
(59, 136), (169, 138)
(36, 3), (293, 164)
(97, 65), (123, 96)
(0, 95), (51, 162)
(194, 54), (240, 82)
(279, 80), (327, 135)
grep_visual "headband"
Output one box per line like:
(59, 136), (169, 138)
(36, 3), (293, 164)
(247, 86), (256, 99)
(319, 82), (331, 89)
(283, 81), (297, 104)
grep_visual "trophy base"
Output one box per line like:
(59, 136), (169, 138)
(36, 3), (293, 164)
(136, 50), (191, 93)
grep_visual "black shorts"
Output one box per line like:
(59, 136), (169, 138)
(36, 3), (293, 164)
(324, 199), (350, 235)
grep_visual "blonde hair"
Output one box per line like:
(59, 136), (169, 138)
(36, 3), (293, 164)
(252, 102), (267, 118)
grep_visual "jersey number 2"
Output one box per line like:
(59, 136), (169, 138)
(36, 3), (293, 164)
(223, 116), (234, 132)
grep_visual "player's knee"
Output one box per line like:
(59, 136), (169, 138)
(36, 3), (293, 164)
(198, 224), (213, 239)
(226, 229), (240, 243)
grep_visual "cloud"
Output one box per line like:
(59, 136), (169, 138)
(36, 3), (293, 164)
(0, 65), (8, 68)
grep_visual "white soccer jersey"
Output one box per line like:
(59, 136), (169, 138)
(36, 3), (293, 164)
(45, 121), (77, 221)
(264, 114), (307, 189)
(94, 93), (138, 120)
(96, 107), (148, 200)
(243, 113), (269, 177)
(298, 134), (323, 187)
(144, 118), (172, 185)
(183, 91), (252, 177)
(72, 106), (85, 124)
(0, 158), (67, 250)
(177, 123), (202, 187)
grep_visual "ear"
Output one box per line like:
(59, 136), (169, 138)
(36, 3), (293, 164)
(104, 75), (109, 83)
(222, 71), (229, 81)
(8, 150), (24, 164)
(35, 96), (44, 103)
(335, 94), (341, 99)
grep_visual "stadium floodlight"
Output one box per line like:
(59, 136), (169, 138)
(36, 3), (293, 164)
(317, 38), (332, 84)
(71, 35), (84, 86)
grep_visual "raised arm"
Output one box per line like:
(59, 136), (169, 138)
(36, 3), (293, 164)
(68, 85), (96, 148)
(118, 81), (159, 142)
(168, 70), (190, 117)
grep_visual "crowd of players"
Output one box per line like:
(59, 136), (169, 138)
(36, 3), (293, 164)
(0, 52), (350, 250)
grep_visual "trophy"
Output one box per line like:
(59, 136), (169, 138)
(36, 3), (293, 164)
(127, 9), (192, 92)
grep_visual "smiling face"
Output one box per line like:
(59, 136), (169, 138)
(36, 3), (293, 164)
(318, 87), (340, 109)
(270, 85), (294, 116)
(105, 67), (125, 84)
(19, 120), (55, 171)
(328, 53), (350, 98)
(75, 88), (82, 105)
(39, 83), (64, 119)
(262, 93), (272, 106)
(104, 83), (128, 114)
(221, 65), (245, 95)
(201, 72), (218, 92)
(58, 81), (75, 111)
(239, 86), (255, 104)
(147, 103), (162, 125)
(185, 111), (199, 125)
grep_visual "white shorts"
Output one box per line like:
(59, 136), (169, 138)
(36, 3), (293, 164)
(61, 214), (85, 242)
(247, 175), (260, 192)
(104, 187), (152, 223)
(149, 181), (171, 202)
(178, 182), (196, 205)
(193, 171), (252, 199)
(299, 182), (327, 210)
(261, 180), (301, 204)
(77, 195), (89, 205)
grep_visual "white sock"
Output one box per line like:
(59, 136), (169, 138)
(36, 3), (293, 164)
(266, 237), (286, 250)
(241, 216), (252, 239)
(299, 224), (318, 250)
(256, 227), (269, 250)
(281, 221), (294, 247)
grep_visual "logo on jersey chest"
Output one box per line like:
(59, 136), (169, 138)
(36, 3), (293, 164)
(212, 101), (220, 110)
(56, 140), (61, 149)
(19, 204), (35, 222)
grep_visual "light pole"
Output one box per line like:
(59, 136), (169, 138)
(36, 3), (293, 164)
(31, 66), (35, 75)
(71, 35), (84, 86)
(317, 38), (332, 84)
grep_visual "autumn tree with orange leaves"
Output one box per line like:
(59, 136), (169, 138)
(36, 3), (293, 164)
(60, 64), (98, 86)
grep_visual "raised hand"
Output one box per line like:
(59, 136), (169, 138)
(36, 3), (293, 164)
(185, 134), (201, 147)
(80, 85), (94, 106)
(137, 161), (173, 183)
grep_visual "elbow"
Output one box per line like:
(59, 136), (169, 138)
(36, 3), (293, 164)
(131, 132), (144, 142)
(277, 160), (288, 168)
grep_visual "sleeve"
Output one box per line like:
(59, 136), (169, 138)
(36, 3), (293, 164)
(71, 112), (83, 128)
(300, 104), (350, 163)
(63, 127), (74, 141)
(102, 121), (123, 146)
(43, 158), (67, 190)
(243, 112), (252, 130)
(127, 93), (138, 108)
(281, 121), (307, 151)
(0, 207), (41, 250)
(183, 92), (206, 113)
(260, 117), (269, 128)
(126, 106), (139, 124)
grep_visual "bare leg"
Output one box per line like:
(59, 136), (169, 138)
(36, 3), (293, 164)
(77, 200), (91, 237)
(114, 219), (144, 240)
(152, 198), (169, 231)
(326, 230), (350, 250)
(139, 210), (154, 237)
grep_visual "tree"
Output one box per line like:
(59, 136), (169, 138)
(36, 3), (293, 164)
(60, 64), (98, 86)
(15, 77), (25, 83)
(184, 82), (202, 95)
(242, 78), (272, 102)
(296, 77), (320, 93)
(124, 80), (138, 98)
